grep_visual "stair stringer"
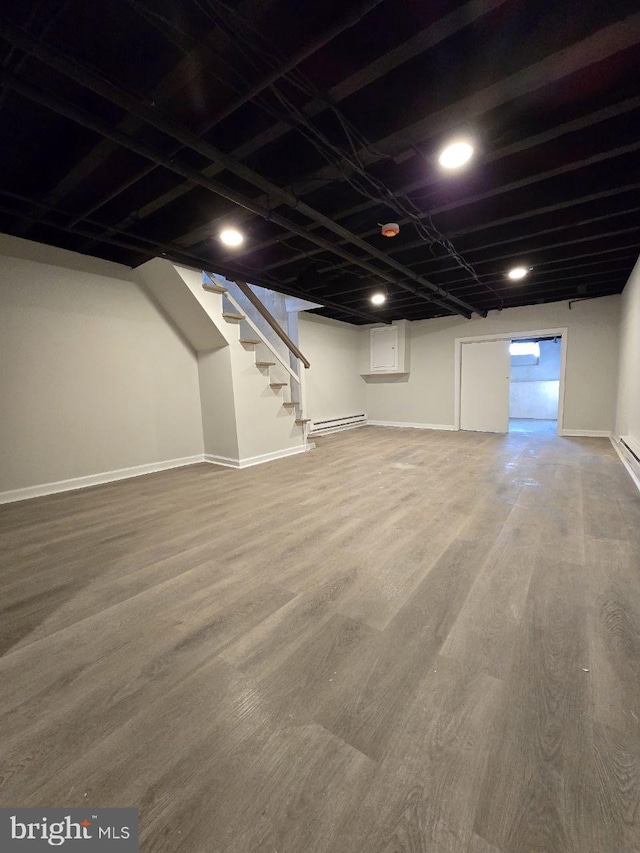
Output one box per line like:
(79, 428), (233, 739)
(134, 258), (228, 351)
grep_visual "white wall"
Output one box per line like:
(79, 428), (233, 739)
(0, 237), (204, 496)
(364, 296), (621, 433)
(510, 381), (560, 420)
(298, 313), (366, 423)
(1, 230), (628, 497)
(198, 347), (239, 461)
(615, 255), (640, 452)
(230, 338), (306, 461)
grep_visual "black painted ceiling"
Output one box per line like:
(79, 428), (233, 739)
(1, 0), (638, 323)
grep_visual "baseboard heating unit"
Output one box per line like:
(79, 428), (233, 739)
(620, 437), (640, 474)
(613, 435), (640, 494)
(309, 413), (367, 436)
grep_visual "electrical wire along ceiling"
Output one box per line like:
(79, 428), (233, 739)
(0, 0), (639, 323)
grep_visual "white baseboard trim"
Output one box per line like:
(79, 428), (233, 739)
(203, 453), (240, 469)
(610, 436), (640, 494)
(205, 443), (308, 470)
(0, 455), (205, 505)
(562, 429), (612, 438)
(368, 420), (457, 431)
(2, 443), (312, 503)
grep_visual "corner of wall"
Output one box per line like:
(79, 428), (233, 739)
(614, 256), (640, 445)
(198, 346), (240, 461)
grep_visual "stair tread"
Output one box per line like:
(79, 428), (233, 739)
(295, 419), (311, 424)
(202, 283), (227, 294)
(239, 338), (261, 345)
(222, 312), (244, 320)
(270, 382), (287, 388)
(282, 402), (297, 408)
(255, 361), (276, 367)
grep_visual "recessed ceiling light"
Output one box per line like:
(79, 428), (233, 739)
(438, 140), (474, 170)
(371, 293), (386, 305)
(219, 228), (244, 247)
(507, 266), (529, 280)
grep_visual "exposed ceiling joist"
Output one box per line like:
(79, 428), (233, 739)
(69, 0), (511, 246)
(0, 23), (482, 318)
(0, 198), (385, 323)
(1, 66), (474, 321)
(204, 9), (640, 241)
(407, 227), (640, 274)
(1, 1), (637, 322)
(325, 10), (640, 169)
(220, 98), (640, 267)
(371, 206), (640, 266)
(266, 143), (640, 278)
(13, 0), (384, 231)
(64, 0), (385, 232)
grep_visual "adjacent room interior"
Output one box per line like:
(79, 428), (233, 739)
(509, 337), (562, 434)
(1, 2), (639, 851)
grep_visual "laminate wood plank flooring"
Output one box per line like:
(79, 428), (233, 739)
(1, 426), (639, 852)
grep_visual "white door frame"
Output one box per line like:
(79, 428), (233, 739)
(454, 327), (568, 435)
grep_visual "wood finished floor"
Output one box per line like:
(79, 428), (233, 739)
(1, 426), (639, 852)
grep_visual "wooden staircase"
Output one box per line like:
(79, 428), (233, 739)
(207, 276), (310, 430)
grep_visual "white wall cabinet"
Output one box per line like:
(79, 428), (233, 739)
(365, 321), (410, 374)
(371, 326), (398, 370)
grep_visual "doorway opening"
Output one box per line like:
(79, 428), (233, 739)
(508, 336), (561, 434)
(454, 327), (567, 436)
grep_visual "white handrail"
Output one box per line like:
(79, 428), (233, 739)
(224, 289), (301, 385)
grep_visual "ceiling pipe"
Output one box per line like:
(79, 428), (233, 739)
(0, 23), (480, 319)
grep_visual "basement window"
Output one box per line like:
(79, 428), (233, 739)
(510, 340), (540, 365)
